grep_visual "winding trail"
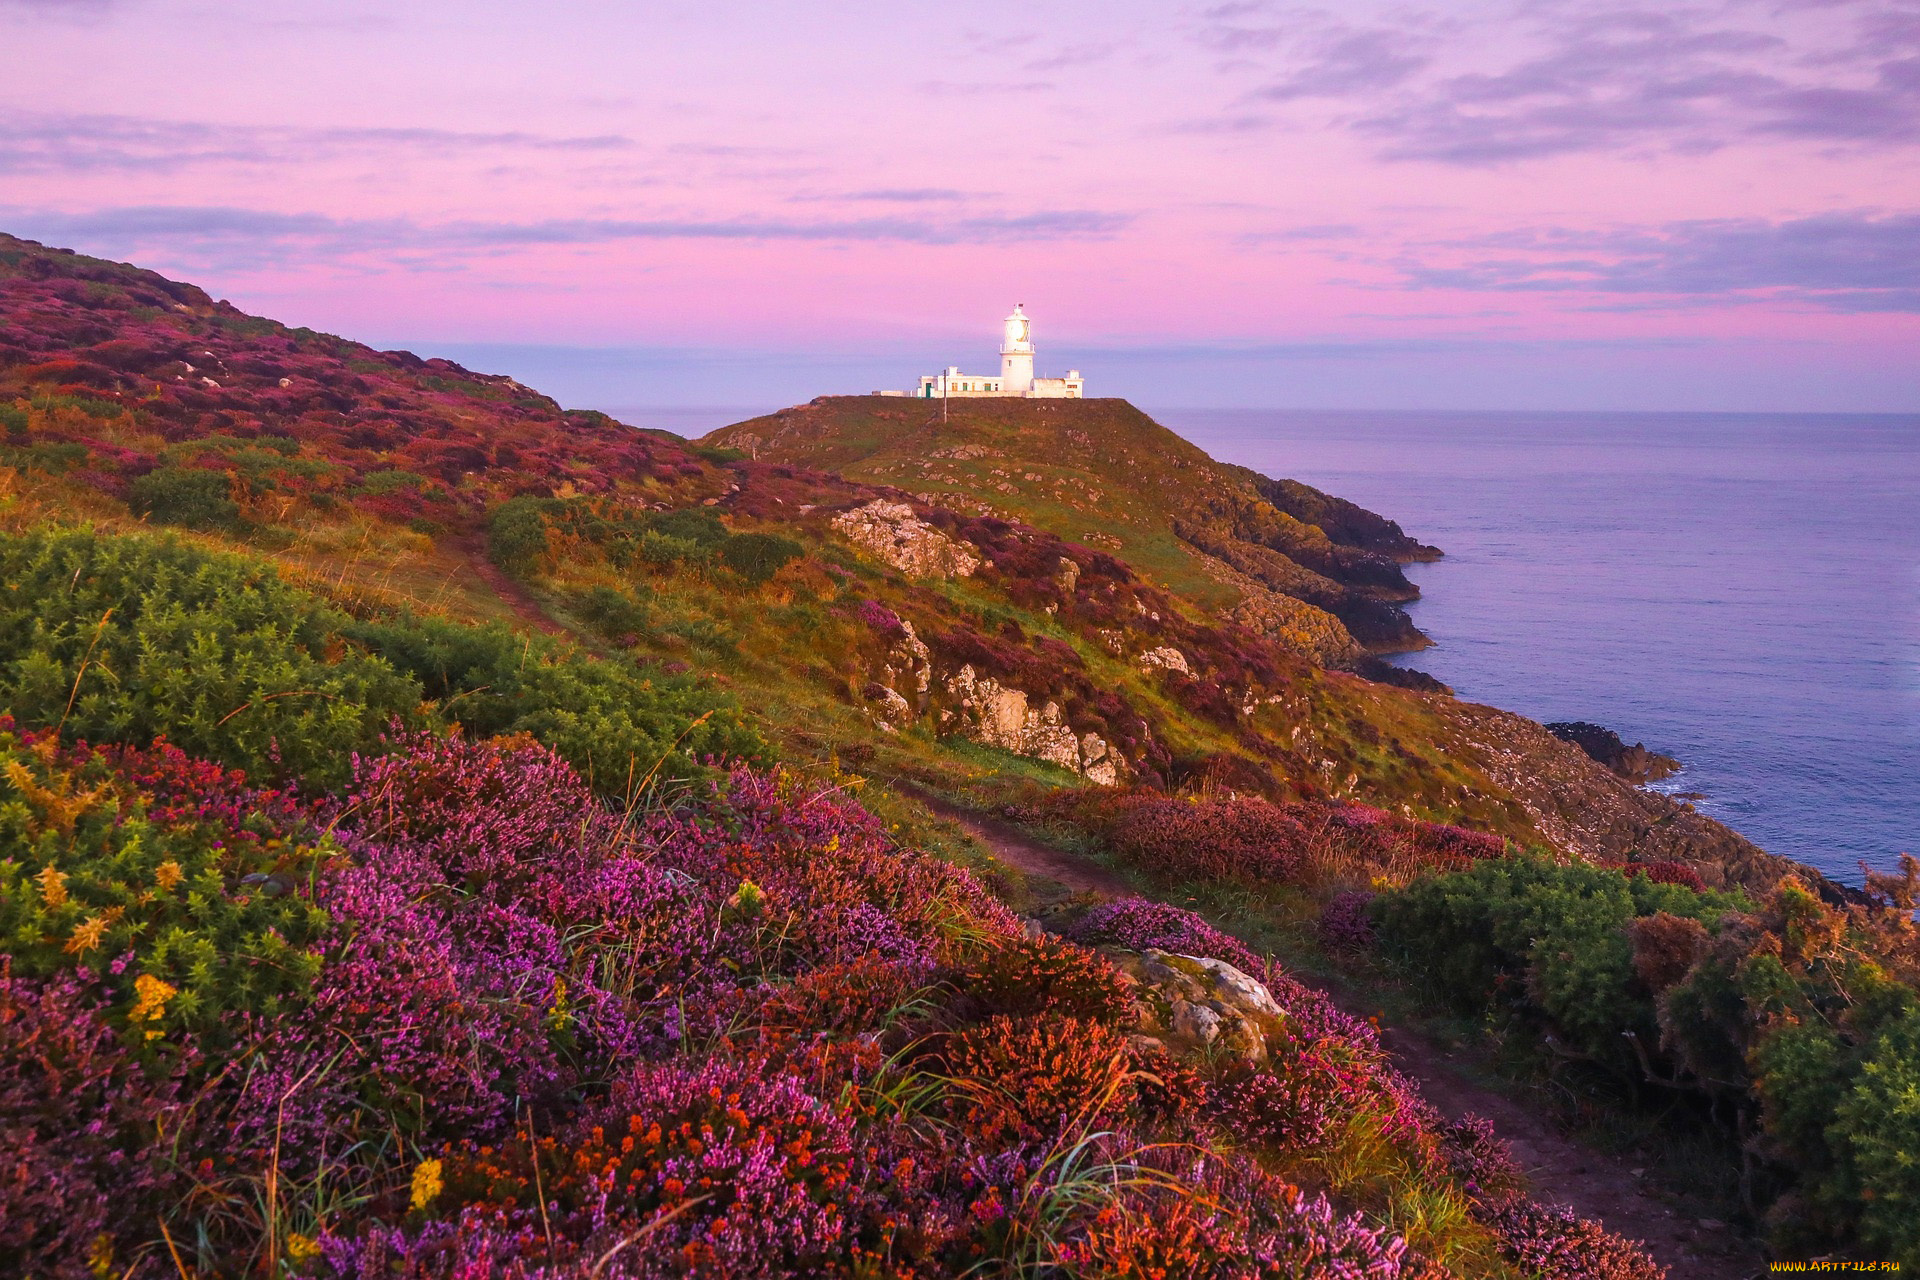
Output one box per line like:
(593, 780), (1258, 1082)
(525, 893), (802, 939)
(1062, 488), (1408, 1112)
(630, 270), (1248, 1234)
(456, 535), (568, 636)
(918, 792), (1766, 1280)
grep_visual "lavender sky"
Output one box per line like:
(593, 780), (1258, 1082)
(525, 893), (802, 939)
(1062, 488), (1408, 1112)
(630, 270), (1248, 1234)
(3, 0), (1917, 411)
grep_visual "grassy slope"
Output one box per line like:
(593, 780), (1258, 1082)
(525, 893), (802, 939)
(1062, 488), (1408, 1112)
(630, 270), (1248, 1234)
(704, 396), (1794, 892)
(709, 397), (1248, 603)
(706, 395), (1439, 654)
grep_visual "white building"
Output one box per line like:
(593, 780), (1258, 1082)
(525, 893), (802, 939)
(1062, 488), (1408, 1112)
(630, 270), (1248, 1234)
(879, 306), (1084, 399)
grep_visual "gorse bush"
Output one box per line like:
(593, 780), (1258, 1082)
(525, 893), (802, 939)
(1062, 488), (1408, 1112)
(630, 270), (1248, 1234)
(127, 466), (241, 530)
(0, 527), (759, 789)
(718, 529), (804, 584)
(1370, 856), (1746, 1071)
(488, 493), (807, 587)
(343, 608), (763, 790)
(570, 582), (653, 646)
(0, 528), (414, 787)
(1375, 855), (1920, 1265)
(0, 726), (332, 1039)
(483, 493), (550, 568)
(353, 468), (429, 496)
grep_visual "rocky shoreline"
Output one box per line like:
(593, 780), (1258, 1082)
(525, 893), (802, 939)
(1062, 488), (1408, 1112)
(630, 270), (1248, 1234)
(1547, 720), (1682, 784)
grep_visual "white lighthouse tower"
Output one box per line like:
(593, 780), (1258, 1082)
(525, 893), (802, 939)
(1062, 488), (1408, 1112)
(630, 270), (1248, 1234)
(999, 303), (1035, 394)
(900, 306), (1084, 399)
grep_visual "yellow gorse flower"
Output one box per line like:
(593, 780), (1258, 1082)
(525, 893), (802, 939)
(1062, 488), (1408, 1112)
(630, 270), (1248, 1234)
(5, 756), (109, 836)
(37, 864), (68, 909)
(410, 1157), (444, 1210)
(128, 973), (177, 1039)
(86, 1233), (114, 1279)
(154, 860), (185, 891)
(285, 1233), (322, 1262)
(65, 915), (108, 955)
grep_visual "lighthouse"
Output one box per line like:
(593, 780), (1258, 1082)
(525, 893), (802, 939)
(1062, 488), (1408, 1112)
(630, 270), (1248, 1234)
(898, 307), (1086, 399)
(999, 303), (1035, 395)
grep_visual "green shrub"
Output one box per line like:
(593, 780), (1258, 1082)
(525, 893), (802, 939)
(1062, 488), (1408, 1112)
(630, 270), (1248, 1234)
(3, 441), (89, 474)
(357, 468), (429, 495)
(1, 405), (26, 443)
(0, 528), (762, 791)
(41, 394), (125, 420)
(659, 614), (737, 655)
(648, 507), (728, 548)
(486, 498), (799, 589)
(1371, 858), (1743, 1068)
(571, 585), (653, 644)
(347, 609), (762, 788)
(158, 434), (328, 485)
(1377, 856), (1920, 1260)
(719, 531), (803, 585)
(0, 529), (414, 785)
(487, 495), (554, 569)
(636, 530), (707, 567)
(1830, 1010), (1920, 1267)
(127, 466), (241, 530)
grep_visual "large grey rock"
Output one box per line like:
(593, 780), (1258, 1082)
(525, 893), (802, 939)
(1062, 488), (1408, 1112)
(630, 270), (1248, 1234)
(1103, 947), (1284, 1064)
(831, 500), (981, 579)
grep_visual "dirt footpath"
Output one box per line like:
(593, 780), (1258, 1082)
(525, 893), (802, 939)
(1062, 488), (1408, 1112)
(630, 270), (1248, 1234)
(457, 534), (568, 636)
(922, 793), (1767, 1280)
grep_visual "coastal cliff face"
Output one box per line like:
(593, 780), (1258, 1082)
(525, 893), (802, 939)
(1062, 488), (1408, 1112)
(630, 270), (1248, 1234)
(1437, 702), (1807, 892)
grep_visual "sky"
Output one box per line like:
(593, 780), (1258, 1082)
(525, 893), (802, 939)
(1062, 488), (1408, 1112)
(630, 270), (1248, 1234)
(2, 0), (1918, 412)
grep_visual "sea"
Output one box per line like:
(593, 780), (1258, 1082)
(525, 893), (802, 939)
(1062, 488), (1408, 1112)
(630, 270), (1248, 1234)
(621, 404), (1920, 888)
(1153, 409), (1920, 888)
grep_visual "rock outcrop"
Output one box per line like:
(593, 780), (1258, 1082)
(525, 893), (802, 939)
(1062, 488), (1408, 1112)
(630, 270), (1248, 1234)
(1105, 948), (1285, 1064)
(1440, 701), (1834, 898)
(831, 499), (981, 579)
(1193, 552), (1363, 667)
(1546, 721), (1681, 784)
(1137, 645), (1192, 675)
(939, 663), (1125, 784)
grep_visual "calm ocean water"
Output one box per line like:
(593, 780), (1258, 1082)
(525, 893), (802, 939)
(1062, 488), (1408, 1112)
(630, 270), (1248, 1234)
(1153, 409), (1920, 887)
